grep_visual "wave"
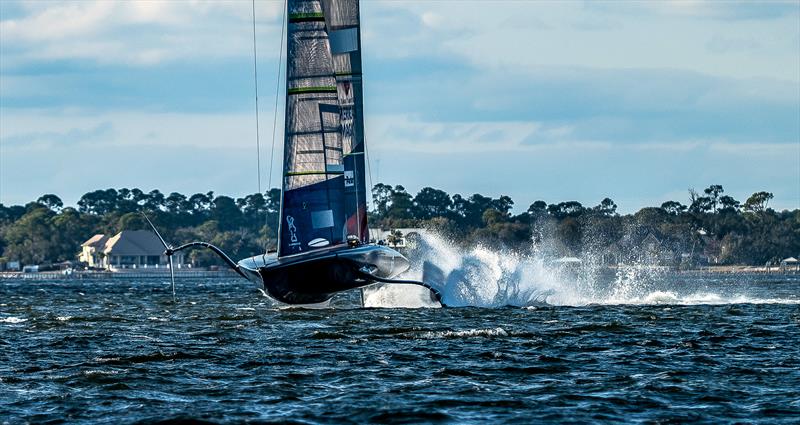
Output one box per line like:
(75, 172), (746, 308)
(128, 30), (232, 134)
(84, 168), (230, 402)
(363, 232), (799, 308)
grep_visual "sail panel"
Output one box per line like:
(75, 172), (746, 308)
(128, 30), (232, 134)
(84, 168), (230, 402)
(279, 0), (368, 257)
(321, 0), (369, 243)
(280, 0), (346, 257)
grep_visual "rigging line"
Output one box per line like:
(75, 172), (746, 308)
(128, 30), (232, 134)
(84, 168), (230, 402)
(266, 0), (287, 251)
(251, 0), (262, 195)
(364, 133), (375, 241)
(362, 63), (374, 240)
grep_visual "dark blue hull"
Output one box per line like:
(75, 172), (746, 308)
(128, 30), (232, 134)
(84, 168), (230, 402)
(238, 244), (410, 305)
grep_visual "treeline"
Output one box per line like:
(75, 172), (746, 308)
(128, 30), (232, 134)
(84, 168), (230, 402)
(0, 184), (797, 267)
(368, 184), (798, 266)
(0, 188), (281, 266)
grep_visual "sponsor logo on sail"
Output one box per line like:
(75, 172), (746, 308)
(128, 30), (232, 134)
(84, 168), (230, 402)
(286, 216), (300, 246)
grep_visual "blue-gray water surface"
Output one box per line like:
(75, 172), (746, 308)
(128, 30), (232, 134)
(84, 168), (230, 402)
(1, 274), (799, 424)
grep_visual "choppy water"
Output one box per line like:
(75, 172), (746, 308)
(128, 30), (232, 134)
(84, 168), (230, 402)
(2, 272), (799, 424)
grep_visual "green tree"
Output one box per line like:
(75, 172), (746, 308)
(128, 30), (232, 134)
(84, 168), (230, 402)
(386, 185), (414, 220)
(703, 184), (724, 212)
(743, 191), (774, 213)
(547, 201), (584, 219)
(412, 187), (452, 220)
(212, 196), (244, 230)
(78, 188), (119, 215)
(527, 200), (548, 215)
(660, 201), (686, 215)
(593, 198), (617, 216)
(37, 194), (63, 212)
(2, 206), (57, 264)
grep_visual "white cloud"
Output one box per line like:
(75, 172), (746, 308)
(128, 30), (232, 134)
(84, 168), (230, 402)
(1, 108), (262, 152)
(363, 1), (800, 82)
(367, 114), (539, 153)
(1, 0), (284, 66)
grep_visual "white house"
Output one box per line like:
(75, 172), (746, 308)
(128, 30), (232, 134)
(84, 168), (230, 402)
(80, 230), (185, 271)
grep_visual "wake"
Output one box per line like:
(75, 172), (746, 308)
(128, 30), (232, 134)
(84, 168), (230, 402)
(362, 232), (799, 308)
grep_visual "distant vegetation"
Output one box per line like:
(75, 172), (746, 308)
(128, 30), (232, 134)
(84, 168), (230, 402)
(0, 185), (797, 268)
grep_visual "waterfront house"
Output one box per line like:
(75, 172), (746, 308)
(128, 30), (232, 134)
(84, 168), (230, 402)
(79, 230), (185, 271)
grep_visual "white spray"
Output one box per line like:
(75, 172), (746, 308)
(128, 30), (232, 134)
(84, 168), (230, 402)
(362, 231), (795, 308)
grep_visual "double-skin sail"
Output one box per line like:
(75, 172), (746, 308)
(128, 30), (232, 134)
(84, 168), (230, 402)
(279, 0), (368, 257)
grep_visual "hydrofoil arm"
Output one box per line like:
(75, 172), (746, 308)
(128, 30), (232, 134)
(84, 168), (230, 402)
(167, 241), (247, 279)
(358, 269), (447, 307)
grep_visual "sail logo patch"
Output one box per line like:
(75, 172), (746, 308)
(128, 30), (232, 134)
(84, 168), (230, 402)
(344, 170), (355, 187)
(311, 210), (334, 229)
(286, 215), (300, 246)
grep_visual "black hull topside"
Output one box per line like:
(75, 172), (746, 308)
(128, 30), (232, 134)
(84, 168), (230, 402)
(237, 244), (410, 305)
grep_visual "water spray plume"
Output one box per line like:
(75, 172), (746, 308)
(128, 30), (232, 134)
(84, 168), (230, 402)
(363, 231), (795, 308)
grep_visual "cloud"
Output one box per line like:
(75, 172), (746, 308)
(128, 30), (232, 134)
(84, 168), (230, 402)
(0, 109), (261, 153)
(367, 64), (799, 145)
(1, 121), (113, 148)
(1, 1), (283, 67)
(584, 1), (799, 21)
(1, 1), (798, 212)
(368, 1), (800, 82)
(369, 114), (538, 153)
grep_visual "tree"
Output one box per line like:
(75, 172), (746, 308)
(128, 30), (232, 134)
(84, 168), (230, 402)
(116, 212), (149, 232)
(2, 206), (57, 264)
(660, 201), (686, 215)
(386, 185), (414, 220)
(371, 183), (394, 217)
(743, 191), (774, 213)
(412, 187), (452, 220)
(688, 188), (712, 213)
(37, 194), (63, 212)
(547, 201), (584, 219)
(50, 207), (93, 262)
(527, 200), (547, 215)
(78, 189), (119, 215)
(144, 190), (166, 212)
(718, 195), (740, 212)
(211, 196), (244, 230)
(451, 193), (512, 228)
(188, 192), (214, 218)
(492, 195), (514, 217)
(703, 184), (724, 212)
(593, 198), (617, 216)
(165, 192), (188, 214)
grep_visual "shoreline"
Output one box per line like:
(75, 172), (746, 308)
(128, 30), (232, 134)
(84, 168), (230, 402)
(0, 270), (240, 280)
(1, 265), (797, 281)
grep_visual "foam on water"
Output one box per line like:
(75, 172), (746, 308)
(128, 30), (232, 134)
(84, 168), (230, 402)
(363, 232), (798, 308)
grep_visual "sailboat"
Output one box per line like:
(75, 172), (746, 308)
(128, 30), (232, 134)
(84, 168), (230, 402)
(145, 0), (442, 306)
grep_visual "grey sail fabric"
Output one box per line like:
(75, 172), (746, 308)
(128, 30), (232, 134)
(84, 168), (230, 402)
(283, 0), (341, 190)
(279, 0), (367, 257)
(321, 0), (369, 244)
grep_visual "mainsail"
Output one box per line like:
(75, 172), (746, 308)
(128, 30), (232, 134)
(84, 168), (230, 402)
(279, 0), (368, 257)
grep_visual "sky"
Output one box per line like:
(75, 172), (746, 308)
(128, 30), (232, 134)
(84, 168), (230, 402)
(1, 0), (799, 213)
